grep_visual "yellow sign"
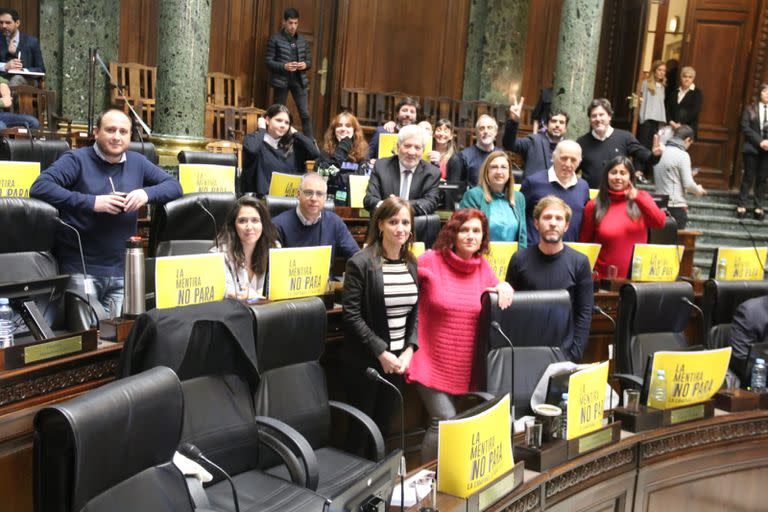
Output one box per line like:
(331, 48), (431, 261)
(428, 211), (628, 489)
(648, 347), (732, 409)
(485, 242), (518, 282)
(411, 241), (425, 258)
(630, 244), (685, 282)
(589, 188), (599, 200)
(268, 246), (332, 300)
(566, 361), (609, 440)
(437, 395), (513, 498)
(512, 183), (521, 192)
(377, 133), (433, 160)
(155, 253), (226, 309)
(565, 242), (601, 271)
(0, 161), (40, 197)
(268, 172), (303, 197)
(348, 174), (370, 208)
(178, 164), (236, 194)
(714, 247), (767, 281)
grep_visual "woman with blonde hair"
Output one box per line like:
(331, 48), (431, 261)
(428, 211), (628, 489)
(637, 60), (667, 176)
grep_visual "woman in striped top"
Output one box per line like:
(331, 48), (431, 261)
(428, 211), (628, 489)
(342, 197), (419, 446)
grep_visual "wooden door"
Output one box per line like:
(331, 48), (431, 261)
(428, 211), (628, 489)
(683, 0), (758, 189)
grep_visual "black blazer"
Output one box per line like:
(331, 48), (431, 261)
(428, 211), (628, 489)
(363, 156), (441, 215)
(265, 29), (311, 89)
(740, 103), (768, 155)
(667, 87), (702, 134)
(0, 31), (45, 75)
(342, 245), (418, 365)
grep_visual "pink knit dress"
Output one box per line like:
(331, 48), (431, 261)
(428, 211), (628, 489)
(406, 248), (499, 394)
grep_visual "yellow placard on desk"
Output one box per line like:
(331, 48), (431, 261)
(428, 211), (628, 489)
(713, 247), (767, 281)
(437, 394), (513, 498)
(268, 172), (303, 197)
(512, 183), (521, 192)
(589, 188), (599, 200)
(348, 174), (370, 208)
(567, 361), (609, 440)
(630, 244), (685, 281)
(178, 164), (236, 194)
(0, 161), (40, 197)
(485, 242), (518, 282)
(268, 246), (332, 300)
(648, 347), (732, 409)
(377, 133), (432, 160)
(411, 241), (425, 258)
(155, 253), (226, 309)
(565, 242), (601, 271)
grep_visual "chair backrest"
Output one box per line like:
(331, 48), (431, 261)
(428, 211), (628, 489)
(148, 192), (236, 257)
(615, 282), (694, 377)
(33, 367), (185, 512)
(647, 213), (678, 245)
(109, 62), (157, 127)
(11, 84), (58, 132)
(251, 298), (331, 450)
(127, 141), (159, 165)
(207, 72), (241, 107)
(479, 290), (572, 416)
(0, 137), (70, 169)
(265, 195), (335, 219)
(702, 279), (768, 349)
(155, 239), (215, 257)
(177, 150), (238, 168)
(413, 214), (441, 249)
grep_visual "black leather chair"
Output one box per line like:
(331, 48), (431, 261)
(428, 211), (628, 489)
(647, 213), (678, 245)
(118, 300), (327, 512)
(479, 290), (571, 417)
(33, 366), (209, 512)
(265, 195), (335, 219)
(0, 137), (70, 169)
(250, 297), (390, 499)
(702, 279), (768, 349)
(148, 192), (235, 257)
(127, 141), (159, 165)
(178, 150), (238, 168)
(614, 282), (695, 382)
(413, 213), (441, 249)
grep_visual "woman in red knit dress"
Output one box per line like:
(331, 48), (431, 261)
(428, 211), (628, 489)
(579, 156), (666, 278)
(406, 208), (513, 420)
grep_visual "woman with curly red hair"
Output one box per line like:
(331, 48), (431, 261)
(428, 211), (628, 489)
(316, 111), (371, 205)
(406, 208), (513, 421)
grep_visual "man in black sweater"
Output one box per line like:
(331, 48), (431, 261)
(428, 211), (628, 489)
(505, 195), (594, 361)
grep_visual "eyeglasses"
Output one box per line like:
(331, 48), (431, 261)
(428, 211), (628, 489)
(300, 189), (326, 199)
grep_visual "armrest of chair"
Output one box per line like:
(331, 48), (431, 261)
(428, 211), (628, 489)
(464, 391), (495, 402)
(329, 400), (385, 462)
(611, 373), (644, 389)
(253, 416), (319, 491)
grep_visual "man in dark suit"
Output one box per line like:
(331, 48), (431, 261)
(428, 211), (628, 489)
(265, 7), (313, 136)
(729, 294), (768, 382)
(738, 83), (768, 220)
(0, 8), (44, 86)
(364, 124), (441, 215)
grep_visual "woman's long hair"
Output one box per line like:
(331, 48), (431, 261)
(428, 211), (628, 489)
(365, 197), (416, 264)
(264, 103), (295, 155)
(322, 111), (369, 162)
(217, 196), (279, 276)
(432, 208), (491, 257)
(593, 156), (640, 225)
(646, 60), (667, 95)
(478, 150), (516, 207)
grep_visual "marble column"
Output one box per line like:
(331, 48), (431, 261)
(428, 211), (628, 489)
(462, 0), (530, 103)
(551, 0), (605, 137)
(152, 0), (211, 140)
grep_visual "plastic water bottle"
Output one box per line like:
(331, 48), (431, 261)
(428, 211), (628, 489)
(0, 298), (14, 347)
(631, 255), (643, 280)
(651, 369), (667, 407)
(751, 358), (767, 392)
(558, 393), (569, 439)
(717, 258), (727, 280)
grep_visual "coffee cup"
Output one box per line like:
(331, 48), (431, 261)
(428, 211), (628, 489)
(533, 403), (562, 443)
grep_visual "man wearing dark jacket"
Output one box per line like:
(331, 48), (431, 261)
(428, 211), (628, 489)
(503, 95), (568, 178)
(265, 8), (313, 136)
(0, 8), (44, 86)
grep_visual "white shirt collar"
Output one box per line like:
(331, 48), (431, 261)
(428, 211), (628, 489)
(591, 125), (614, 141)
(264, 133), (279, 149)
(93, 142), (126, 164)
(679, 83), (696, 93)
(296, 205), (321, 226)
(547, 166), (578, 188)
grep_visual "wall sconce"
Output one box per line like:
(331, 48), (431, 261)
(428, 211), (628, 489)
(668, 16), (680, 33)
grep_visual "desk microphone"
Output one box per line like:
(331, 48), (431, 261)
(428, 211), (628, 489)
(738, 219), (768, 274)
(681, 297), (706, 346)
(196, 198), (219, 251)
(490, 320), (516, 420)
(55, 218), (100, 327)
(179, 442), (240, 512)
(592, 305), (616, 329)
(365, 367), (405, 512)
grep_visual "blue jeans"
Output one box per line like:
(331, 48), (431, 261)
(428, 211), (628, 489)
(67, 274), (125, 318)
(0, 112), (40, 130)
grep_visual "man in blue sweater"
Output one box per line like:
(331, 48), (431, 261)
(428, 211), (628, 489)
(459, 114), (500, 187)
(505, 196), (593, 361)
(30, 109), (182, 316)
(273, 172), (360, 276)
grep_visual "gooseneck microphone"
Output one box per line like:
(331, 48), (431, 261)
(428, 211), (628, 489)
(196, 199), (220, 251)
(365, 367), (405, 512)
(490, 321), (516, 420)
(592, 304), (616, 329)
(178, 442), (240, 512)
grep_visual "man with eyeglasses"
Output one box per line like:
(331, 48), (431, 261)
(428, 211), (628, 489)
(273, 172), (360, 272)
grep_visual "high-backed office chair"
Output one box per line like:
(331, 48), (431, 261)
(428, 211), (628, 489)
(33, 367), (207, 512)
(614, 282), (695, 382)
(127, 141), (159, 165)
(702, 279), (768, 349)
(647, 213), (678, 245)
(148, 192), (235, 257)
(0, 137), (70, 169)
(250, 298), (391, 499)
(177, 150), (238, 168)
(479, 290), (571, 417)
(118, 300), (327, 512)
(413, 214), (441, 249)
(265, 195), (335, 219)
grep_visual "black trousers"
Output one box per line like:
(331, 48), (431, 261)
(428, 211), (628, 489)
(273, 79), (313, 137)
(637, 120), (661, 174)
(667, 206), (688, 230)
(739, 152), (768, 209)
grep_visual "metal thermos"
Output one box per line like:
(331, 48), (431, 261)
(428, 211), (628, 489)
(123, 237), (145, 317)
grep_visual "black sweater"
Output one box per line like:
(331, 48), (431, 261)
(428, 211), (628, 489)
(576, 129), (651, 188)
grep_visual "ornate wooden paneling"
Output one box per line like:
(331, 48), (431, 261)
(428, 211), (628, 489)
(118, 0), (159, 66)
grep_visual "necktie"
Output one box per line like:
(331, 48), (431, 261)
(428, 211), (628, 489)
(762, 105), (768, 139)
(399, 170), (412, 199)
